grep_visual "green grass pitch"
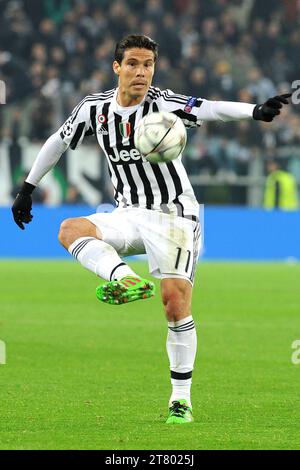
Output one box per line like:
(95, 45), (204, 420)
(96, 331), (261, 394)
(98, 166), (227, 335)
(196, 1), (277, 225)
(1, 260), (300, 450)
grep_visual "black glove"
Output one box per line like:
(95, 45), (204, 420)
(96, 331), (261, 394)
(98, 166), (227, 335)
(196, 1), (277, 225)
(253, 93), (292, 122)
(12, 182), (35, 230)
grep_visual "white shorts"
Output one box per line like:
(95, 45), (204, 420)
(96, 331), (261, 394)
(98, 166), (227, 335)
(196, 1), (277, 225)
(85, 207), (201, 284)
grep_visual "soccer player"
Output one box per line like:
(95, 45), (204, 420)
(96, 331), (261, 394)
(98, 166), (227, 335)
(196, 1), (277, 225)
(12, 35), (291, 424)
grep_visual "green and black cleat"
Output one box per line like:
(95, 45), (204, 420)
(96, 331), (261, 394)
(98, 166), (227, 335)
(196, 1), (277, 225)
(166, 400), (193, 424)
(96, 276), (155, 305)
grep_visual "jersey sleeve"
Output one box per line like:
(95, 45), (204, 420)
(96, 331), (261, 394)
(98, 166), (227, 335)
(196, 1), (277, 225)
(157, 89), (255, 127)
(156, 89), (204, 128)
(58, 97), (94, 150)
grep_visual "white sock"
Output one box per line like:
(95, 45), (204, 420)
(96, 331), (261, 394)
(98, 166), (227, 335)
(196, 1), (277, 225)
(166, 315), (197, 407)
(68, 236), (138, 281)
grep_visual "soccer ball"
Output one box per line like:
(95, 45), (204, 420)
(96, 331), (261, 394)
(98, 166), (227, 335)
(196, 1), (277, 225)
(134, 111), (187, 163)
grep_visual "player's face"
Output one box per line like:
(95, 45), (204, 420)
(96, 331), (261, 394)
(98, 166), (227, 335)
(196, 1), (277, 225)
(113, 48), (155, 105)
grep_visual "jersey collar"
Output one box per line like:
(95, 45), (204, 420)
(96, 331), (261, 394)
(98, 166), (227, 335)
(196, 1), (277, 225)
(111, 87), (147, 114)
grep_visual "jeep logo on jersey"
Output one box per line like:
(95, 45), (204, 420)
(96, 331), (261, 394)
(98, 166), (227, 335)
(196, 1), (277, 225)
(119, 122), (131, 138)
(108, 147), (142, 163)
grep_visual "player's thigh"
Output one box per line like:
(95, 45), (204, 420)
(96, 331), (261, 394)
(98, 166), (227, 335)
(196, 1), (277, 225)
(136, 211), (201, 284)
(84, 210), (145, 256)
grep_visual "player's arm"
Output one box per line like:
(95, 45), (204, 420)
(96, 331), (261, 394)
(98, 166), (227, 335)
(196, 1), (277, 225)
(12, 99), (93, 230)
(196, 93), (292, 122)
(157, 89), (291, 127)
(11, 133), (68, 229)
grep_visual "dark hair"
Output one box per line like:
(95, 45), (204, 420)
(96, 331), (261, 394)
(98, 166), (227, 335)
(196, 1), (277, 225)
(114, 34), (159, 64)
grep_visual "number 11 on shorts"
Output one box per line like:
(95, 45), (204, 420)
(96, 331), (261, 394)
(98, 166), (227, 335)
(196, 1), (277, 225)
(175, 247), (191, 272)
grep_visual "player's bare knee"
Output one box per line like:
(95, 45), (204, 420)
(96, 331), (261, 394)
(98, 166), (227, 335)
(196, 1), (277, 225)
(161, 279), (192, 321)
(58, 218), (75, 247)
(58, 217), (97, 248)
(161, 288), (190, 321)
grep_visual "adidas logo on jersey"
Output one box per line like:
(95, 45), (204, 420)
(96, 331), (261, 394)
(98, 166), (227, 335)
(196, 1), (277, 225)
(97, 126), (109, 135)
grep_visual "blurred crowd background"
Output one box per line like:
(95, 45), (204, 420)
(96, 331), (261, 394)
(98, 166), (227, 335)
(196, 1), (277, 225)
(0, 0), (300, 207)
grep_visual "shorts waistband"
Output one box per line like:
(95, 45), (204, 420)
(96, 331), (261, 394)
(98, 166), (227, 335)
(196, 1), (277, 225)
(118, 203), (199, 223)
(183, 214), (199, 223)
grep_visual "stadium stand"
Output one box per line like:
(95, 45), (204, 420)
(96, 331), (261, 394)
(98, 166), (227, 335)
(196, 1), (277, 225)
(0, 0), (299, 205)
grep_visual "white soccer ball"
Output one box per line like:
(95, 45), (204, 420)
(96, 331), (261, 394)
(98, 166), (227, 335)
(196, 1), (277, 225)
(134, 111), (187, 164)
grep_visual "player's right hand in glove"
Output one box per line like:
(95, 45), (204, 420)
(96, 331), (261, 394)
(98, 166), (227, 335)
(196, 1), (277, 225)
(253, 93), (292, 122)
(12, 182), (35, 230)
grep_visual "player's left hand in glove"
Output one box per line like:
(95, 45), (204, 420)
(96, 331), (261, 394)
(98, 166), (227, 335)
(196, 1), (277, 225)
(253, 93), (292, 122)
(12, 182), (35, 230)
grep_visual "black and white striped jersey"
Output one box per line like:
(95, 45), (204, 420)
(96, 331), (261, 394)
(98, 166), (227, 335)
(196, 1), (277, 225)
(58, 86), (254, 217)
(59, 87), (202, 217)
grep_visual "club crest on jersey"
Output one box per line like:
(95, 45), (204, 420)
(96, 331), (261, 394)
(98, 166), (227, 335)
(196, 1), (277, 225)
(119, 122), (131, 138)
(184, 96), (197, 113)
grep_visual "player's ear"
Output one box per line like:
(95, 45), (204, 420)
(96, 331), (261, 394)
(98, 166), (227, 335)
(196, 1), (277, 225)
(113, 61), (121, 76)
